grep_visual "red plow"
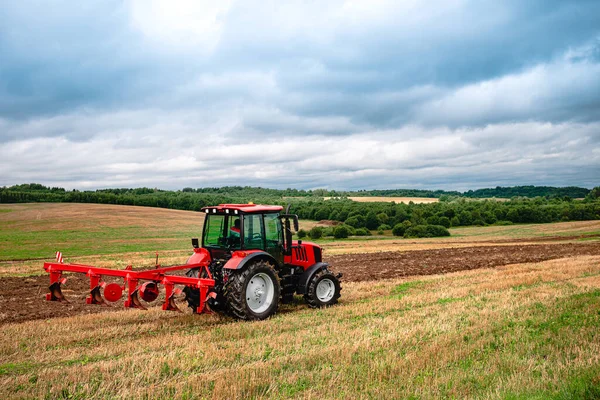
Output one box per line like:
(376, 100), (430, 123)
(44, 251), (215, 313)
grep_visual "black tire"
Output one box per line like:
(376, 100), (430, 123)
(224, 260), (280, 320)
(183, 268), (225, 313)
(281, 292), (295, 304)
(304, 270), (341, 308)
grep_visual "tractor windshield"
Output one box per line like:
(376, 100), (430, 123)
(202, 214), (241, 249)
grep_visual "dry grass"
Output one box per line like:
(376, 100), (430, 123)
(1, 256), (600, 399)
(0, 203), (204, 231)
(0, 203), (205, 276)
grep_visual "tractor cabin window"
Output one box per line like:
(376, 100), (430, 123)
(242, 214), (265, 250)
(203, 214), (242, 249)
(203, 214), (226, 247)
(263, 213), (282, 247)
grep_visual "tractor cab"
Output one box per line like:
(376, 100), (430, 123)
(198, 204), (297, 264)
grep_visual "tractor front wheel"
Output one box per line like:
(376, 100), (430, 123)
(224, 260), (280, 320)
(304, 270), (341, 308)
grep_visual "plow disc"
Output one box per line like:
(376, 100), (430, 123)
(139, 282), (159, 302)
(103, 283), (123, 302)
(43, 251), (215, 315)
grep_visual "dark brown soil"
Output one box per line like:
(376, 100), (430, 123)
(328, 242), (600, 282)
(1, 242), (598, 325)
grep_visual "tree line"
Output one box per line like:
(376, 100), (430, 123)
(1, 184), (599, 230)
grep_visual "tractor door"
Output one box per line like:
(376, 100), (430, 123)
(263, 213), (284, 265)
(241, 213), (284, 265)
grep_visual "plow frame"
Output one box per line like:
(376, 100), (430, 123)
(43, 260), (215, 313)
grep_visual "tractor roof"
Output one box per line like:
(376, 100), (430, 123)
(202, 204), (284, 214)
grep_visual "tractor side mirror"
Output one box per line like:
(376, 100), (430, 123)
(279, 216), (292, 256)
(191, 238), (199, 249)
(285, 226), (293, 255)
(279, 214), (299, 255)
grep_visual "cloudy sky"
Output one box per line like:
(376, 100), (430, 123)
(1, 0), (599, 191)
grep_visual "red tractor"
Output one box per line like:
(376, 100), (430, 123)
(43, 204), (342, 320)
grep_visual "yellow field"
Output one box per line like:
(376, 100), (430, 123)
(324, 196), (439, 204)
(2, 256), (599, 399)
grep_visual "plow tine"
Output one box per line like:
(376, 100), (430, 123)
(48, 282), (69, 302)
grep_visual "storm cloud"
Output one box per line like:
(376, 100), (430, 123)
(0, 0), (599, 190)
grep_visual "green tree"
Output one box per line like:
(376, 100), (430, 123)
(376, 212), (389, 224)
(314, 206), (330, 221)
(333, 225), (350, 239)
(392, 221), (411, 237)
(438, 216), (451, 228)
(365, 211), (380, 230)
(308, 226), (323, 239)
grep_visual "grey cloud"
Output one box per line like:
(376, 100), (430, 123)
(0, 1), (599, 190)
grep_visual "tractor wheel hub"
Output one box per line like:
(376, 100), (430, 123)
(245, 272), (274, 313)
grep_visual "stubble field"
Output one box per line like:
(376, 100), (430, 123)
(1, 203), (599, 399)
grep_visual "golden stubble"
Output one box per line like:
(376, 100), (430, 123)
(1, 255), (600, 399)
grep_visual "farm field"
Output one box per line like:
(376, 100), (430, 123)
(323, 196), (439, 203)
(2, 203), (599, 276)
(0, 203), (599, 399)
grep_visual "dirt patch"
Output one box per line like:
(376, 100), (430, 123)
(316, 220), (340, 226)
(1, 242), (599, 325)
(502, 233), (600, 242)
(327, 242), (600, 282)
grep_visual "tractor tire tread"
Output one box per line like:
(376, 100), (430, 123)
(304, 269), (341, 308)
(224, 260), (280, 320)
(183, 268), (201, 312)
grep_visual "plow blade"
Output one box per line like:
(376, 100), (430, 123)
(128, 290), (147, 310)
(162, 282), (182, 312)
(164, 294), (182, 312)
(89, 286), (107, 306)
(48, 281), (68, 302)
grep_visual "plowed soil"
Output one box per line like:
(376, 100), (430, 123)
(328, 242), (600, 282)
(1, 242), (599, 325)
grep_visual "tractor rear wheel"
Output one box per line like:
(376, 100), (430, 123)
(224, 260), (280, 320)
(304, 270), (341, 308)
(183, 268), (200, 311)
(183, 268), (225, 313)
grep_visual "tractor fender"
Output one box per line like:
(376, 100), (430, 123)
(296, 262), (329, 295)
(223, 250), (278, 270)
(186, 247), (211, 265)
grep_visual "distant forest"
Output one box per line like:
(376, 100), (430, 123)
(1, 183), (590, 200)
(1, 184), (599, 231)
